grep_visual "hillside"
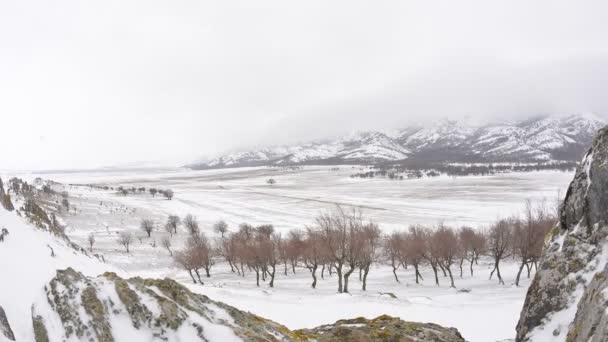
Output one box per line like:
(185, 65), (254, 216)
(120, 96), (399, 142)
(191, 114), (605, 169)
(516, 126), (608, 341)
(0, 206), (465, 341)
(0, 180), (466, 341)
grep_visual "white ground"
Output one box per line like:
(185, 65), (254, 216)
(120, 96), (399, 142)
(16, 166), (574, 342)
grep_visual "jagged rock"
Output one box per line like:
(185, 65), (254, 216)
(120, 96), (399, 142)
(516, 126), (608, 341)
(293, 315), (465, 342)
(0, 305), (15, 341)
(566, 265), (608, 342)
(34, 268), (466, 342)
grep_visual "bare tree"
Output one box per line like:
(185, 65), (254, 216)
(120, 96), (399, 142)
(163, 189), (174, 200)
(187, 232), (215, 278)
(61, 198), (70, 211)
(458, 227), (484, 277)
(117, 232), (133, 254)
(513, 200), (555, 286)
(88, 233), (96, 252)
(213, 220), (229, 238)
(317, 207), (349, 293)
(175, 250), (197, 283)
(432, 225), (460, 288)
(166, 215), (180, 235)
(183, 214), (199, 235)
(303, 228), (323, 288)
(285, 229), (303, 274)
(161, 236), (172, 256)
(384, 231), (403, 283)
(222, 233), (239, 274)
(149, 188), (158, 197)
(487, 218), (513, 285)
(424, 226), (442, 286)
(260, 232), (281, 287)
(403, 225), (427, 284)
(266, 178), (276, 186)
(140, 219), (155, 238)
(359, 222), (381, 291)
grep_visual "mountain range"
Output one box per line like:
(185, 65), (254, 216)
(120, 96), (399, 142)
(190, 114), (606, 169)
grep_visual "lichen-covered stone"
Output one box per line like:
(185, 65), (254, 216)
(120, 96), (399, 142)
(0, 305), (15, 341)
(34, 269), (467, 341)
(293, 315), (465, 342)
(566, 266), (608, 342)
(516, 125), (608, 342)
(32, 314), (49, 342)
(81, 285), (113, 342)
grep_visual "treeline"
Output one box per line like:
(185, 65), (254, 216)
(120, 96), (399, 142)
(352, 162), (577, 179)
(77, 184), (174, 199)
(155, 200), (555, 291)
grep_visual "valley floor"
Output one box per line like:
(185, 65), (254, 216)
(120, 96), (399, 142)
(17, 166), (574, 342)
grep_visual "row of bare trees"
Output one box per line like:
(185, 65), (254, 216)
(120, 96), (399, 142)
(166, 200), (555, 290)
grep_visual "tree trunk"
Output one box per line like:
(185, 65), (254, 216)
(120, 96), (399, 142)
(194, 269), (204, 285)
(336, 263), (343, 293)
(205, 266), (211, 277)
(495, 260), (504, 285)
(392, 265), (400, 283)
(188, 270), (197, 284)
(228, 260), (235, 272)
(439, 263), (447, 277)
(415, 264), (424, 284)
(362, 264), (370, 291)
(343, 267), (355, 293)
(515, 261), (525, 286)
(459, 258), (464, 278)
(269, 264), (276, 288)
(284, 261), (288, 275)
(311, 264), (318, 289)
(321, 264), (325, 279)
(358, 267), (362, 281)
(255, 268), (260, 287)
(526, 262), (531, 278)
(469, 258), (474, 276)
(291, 260), (296, 274)
(446, 266), (455, 288)
(431, 264), (439, 286)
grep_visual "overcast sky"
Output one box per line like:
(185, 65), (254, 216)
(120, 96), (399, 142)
(1, 0), (607, 170)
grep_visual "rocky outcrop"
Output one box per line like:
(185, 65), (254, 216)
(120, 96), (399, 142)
(516, 126), (608, 341)
(33, 268), (465, 342)
(293, 315), (465, 342)
(0, 305), (15, 341)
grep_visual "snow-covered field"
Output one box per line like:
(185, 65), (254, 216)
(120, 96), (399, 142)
(20, 166), (574, 342)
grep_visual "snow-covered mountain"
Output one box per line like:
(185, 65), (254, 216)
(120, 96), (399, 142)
(191, 114), (606, 169)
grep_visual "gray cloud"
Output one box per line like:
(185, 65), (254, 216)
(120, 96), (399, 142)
(1, 0), (607, 169)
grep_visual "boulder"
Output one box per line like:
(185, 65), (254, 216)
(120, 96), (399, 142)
(516, 126), (608, 341)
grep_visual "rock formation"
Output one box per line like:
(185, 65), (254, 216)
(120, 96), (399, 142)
(0, 305), (15, 341)
(32, 268), (465, 342)
(516, 126), (608, 341)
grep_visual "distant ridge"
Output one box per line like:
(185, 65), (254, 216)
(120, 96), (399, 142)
(190, 114), (605, 169)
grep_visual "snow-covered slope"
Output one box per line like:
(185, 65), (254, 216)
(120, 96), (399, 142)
(191, 114), (605, 169)
(0, 207), (112, 341)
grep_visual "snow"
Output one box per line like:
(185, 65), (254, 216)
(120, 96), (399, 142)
(198, 114), (605, 168)
(0, 208), (115, 341)
(4, 167), (575, 341)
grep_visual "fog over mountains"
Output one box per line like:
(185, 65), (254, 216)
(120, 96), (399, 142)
(191, 114), (605, 169)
